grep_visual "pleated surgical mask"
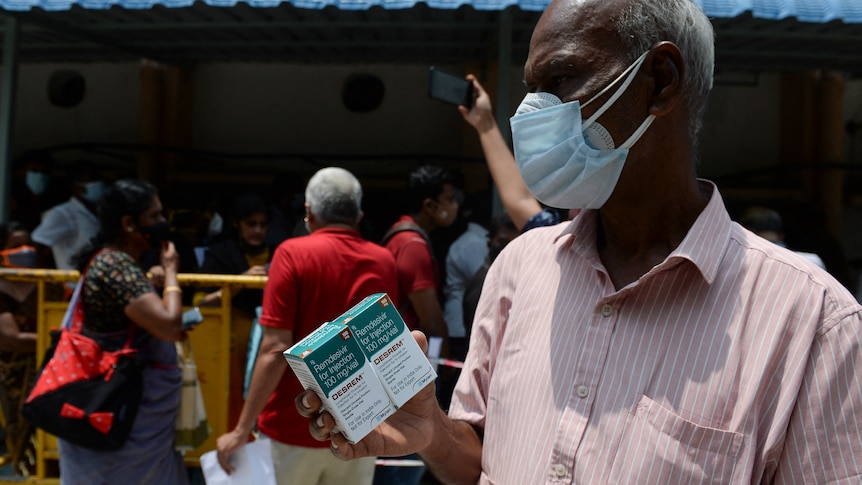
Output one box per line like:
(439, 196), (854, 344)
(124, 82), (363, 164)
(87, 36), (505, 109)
(510, 50), (655, 209)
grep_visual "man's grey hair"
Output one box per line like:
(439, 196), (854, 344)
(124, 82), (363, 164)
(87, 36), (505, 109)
(305, 167), (363, 226)
(615, 0), (715, 143)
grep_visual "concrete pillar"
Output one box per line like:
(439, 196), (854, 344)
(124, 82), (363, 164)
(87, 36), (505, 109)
(138, 60), (163, 183)
(138, 60), (194, 186)
(815, 71), (846, 241)
(162, 65), (194, 182)
(780, 72), (818, 194)
(0, 16), (19, 223)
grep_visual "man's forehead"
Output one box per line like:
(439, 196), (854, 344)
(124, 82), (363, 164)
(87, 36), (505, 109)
(543, 0), (621, 19)
(527, 0), (625, 69)
(533, 0), (625, 46)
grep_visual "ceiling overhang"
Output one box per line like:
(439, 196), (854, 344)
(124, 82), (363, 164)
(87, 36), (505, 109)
(0, 1), (859, 74)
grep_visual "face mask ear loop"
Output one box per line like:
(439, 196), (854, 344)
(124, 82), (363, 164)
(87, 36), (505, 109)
(582, 50), (651, 130)
(619, 114), (656, 150)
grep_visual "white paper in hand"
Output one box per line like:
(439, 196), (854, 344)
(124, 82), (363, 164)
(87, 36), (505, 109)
(200, 438), (276, 485)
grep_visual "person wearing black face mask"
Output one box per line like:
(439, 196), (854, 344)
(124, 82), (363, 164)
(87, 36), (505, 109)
(64, 179), (188, 485)
(138, 220), (172, 246)
(139, 204), (200, 298)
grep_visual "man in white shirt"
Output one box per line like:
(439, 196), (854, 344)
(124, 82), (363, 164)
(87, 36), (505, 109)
(442, 215), (488, 354)
(439, 208), (489, 411)
(32, 163), (104, 271)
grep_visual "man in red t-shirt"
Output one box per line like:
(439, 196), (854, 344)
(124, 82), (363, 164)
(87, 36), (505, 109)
(382, 165), (459, 350)
(216, 167), (399, 485)
(377, 164), (460, 485)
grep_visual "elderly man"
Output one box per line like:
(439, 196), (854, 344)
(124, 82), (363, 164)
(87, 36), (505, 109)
(217, 167), (399, 485)
(296, 1), (862, 483)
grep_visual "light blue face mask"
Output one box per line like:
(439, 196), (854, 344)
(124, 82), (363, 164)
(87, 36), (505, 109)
(510, 50), (655, 209)
(82, 181), (105, 204)
(26, 171), (50, 196)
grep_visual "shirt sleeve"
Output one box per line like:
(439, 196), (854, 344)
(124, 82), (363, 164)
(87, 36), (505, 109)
(444, 237), (488, 338)
(521, 208), (561, 234)
(258, 245), (298, 331)
(448, 242), (516, 429)
(392, 235), (436, 295)
(772, 309), (862, 483)
(443, 246), (467, 336)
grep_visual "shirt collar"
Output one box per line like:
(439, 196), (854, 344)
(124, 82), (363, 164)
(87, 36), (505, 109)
(554, 180), (731, 285)
(313, 226), (359, 236)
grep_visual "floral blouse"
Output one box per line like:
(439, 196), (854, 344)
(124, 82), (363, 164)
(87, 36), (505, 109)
(82, 249), (152, 333)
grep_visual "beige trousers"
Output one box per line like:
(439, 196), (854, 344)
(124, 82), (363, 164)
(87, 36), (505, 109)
(268, 437), (376, 485)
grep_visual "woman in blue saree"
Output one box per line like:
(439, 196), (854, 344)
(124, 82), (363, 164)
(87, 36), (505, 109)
(59, 179), (188, 485)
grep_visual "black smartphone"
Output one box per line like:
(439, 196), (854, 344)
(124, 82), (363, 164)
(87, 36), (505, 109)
(428, 67), (473, 109)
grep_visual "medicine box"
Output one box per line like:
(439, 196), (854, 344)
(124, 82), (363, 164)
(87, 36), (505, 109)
(331, 293), (437, 408)
(284, 323), (395, 444)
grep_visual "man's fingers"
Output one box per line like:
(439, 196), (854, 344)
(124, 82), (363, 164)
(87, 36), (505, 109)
(297, 390), (336, 441)
(295, 390), (321, 417)
(308, 410), (336, 441)
(216, 451), (235, 474)
(411, 330), (429, 354)
(329, 432), (353, 460)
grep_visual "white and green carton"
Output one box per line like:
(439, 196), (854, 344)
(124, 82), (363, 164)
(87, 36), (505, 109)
(331, 293), (437, 408)
(284, 293), (437, 443)
(284, 322), (395, 444)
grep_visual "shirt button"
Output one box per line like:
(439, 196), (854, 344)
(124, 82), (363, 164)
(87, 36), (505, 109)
(600, 304), (614, 317)
(553, 464), (567, 477)
(576, 385), (589, 398)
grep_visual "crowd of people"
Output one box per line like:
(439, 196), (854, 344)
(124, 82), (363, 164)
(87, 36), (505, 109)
(2, 0), (862, 484)
(0, 153), (521, 485)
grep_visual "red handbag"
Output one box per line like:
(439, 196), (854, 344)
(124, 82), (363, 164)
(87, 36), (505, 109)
(21, 254), (143, 451)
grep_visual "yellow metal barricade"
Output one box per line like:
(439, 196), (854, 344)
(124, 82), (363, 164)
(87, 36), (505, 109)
(0, 269), (266, 485)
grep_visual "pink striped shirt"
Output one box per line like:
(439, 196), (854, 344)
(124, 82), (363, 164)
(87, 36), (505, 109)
(449, 182), (862, 484)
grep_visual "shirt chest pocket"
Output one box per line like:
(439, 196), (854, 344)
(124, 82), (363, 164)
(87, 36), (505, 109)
(609, 394), (746, 484)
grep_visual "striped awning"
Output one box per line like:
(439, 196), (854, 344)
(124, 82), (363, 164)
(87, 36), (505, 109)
(2, 0), (862, 22)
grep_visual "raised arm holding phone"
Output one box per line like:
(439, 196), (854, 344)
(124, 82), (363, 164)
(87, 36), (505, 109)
(457, 75), (544, 231)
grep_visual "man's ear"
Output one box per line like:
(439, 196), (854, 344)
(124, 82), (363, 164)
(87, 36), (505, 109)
(646, 41), (684, 117)
(421, 197), (438, 214)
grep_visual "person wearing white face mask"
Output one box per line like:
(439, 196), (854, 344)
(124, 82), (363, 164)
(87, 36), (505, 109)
(9, 150), (65, 232)
(293, 0), (862, 483)
(510, 49), (655, 210)
(32, 161), (104, 279)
